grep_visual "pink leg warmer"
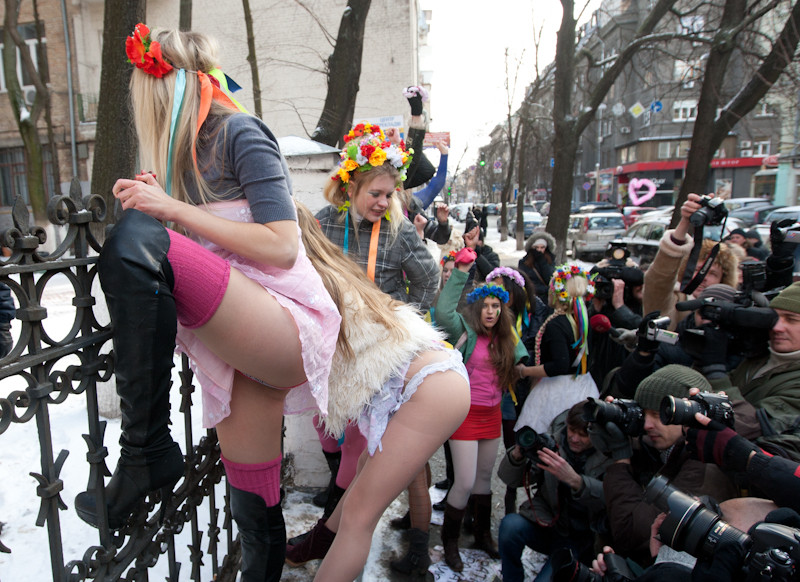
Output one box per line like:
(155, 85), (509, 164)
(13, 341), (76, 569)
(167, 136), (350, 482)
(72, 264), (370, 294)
(335, 423), (367, 489)
(221, 454), (282, 507)
(314, 415), (342, 454)
(166, 229), (230, 329)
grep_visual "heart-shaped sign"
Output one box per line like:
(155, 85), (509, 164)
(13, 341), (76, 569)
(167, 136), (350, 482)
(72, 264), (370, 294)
(628, 178), (656, 206)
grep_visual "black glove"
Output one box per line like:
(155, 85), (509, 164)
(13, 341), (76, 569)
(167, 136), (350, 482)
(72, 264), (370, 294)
(588, 421), (632, 460)
(405, 86), (424, 116)
(686, 419), (761, 473)
(636, 311), (662, 353)
(770, 218), (796, 260)
(697, 324), (729, 378)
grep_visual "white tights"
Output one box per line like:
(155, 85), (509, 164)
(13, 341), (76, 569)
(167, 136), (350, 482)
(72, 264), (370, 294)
(447, 437), (501, 509)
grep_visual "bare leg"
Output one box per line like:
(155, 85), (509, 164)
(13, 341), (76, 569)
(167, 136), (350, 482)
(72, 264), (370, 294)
(314, 352), (469, 582)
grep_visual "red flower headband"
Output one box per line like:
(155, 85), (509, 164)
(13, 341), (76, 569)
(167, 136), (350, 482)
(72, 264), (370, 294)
(126, 23), (173, 78)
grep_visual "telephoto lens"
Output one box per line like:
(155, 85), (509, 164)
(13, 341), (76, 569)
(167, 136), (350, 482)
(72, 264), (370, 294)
(644, 475), (750, 559)
(659, 392), (735, 429)
(583, 398), (645, 436)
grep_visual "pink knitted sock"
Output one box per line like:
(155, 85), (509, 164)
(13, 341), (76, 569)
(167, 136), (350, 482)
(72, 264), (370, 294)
(335, 424), (367, 489)
(220, 454), (282, 507)
(166, 229), (230, 329)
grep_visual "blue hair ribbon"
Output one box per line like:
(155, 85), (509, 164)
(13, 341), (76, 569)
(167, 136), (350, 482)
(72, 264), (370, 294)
(165, 68), (186, 196)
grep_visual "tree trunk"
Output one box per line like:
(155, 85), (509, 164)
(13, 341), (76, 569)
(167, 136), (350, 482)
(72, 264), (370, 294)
(90, 0), (144, 228)
(311, 0), (372, 147)
(179, 0), (192, 31)
(242, 0), (263, 119)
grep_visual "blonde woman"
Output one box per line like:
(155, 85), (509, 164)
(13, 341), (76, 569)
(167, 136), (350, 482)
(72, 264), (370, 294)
(514, 265), (600, 434)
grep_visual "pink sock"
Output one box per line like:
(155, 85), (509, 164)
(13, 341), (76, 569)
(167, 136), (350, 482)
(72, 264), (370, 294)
(220, 454), (282, 507)
(314, 415), (342, 454)
(166, 229), (230, 328)
(335, 424), (367, 489)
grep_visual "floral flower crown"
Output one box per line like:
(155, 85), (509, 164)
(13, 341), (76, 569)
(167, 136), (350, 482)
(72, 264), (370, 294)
(440, 250), (458, 266)
(466, 284), (509, 305)
(332, 123), (412, 192)
(126, 23), (173, 78)
(486, 266), (525, 289)
(550, 264), (596, 303)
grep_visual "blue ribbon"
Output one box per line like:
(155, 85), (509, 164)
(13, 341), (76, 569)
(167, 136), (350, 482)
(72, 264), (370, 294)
(165, 69), (186, 196)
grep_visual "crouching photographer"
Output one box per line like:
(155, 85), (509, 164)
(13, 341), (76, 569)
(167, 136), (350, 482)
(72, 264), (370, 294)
(497, 401), (614, 582)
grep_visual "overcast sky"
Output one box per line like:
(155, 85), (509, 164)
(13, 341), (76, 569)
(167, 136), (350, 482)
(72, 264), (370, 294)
(420, 0), (601, 170)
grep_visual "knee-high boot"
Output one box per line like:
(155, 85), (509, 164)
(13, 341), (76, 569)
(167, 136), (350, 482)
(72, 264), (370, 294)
(390, 527), (431, 576)
(312, 450), (341, 508)
(75, 209), (184, 529)
(471, 493), (500, 558)
(441, 502), (465, 572)
(230, 486), (286, 582)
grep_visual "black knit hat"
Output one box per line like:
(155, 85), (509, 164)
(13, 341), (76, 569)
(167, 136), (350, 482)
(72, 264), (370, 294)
(728, 228), (747, 239)
(698, 284), (737, 303)
(635, 364), (712, 411)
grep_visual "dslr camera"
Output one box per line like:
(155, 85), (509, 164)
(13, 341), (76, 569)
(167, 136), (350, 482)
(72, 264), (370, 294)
(645, 476), (800, 581)
(583, 397), (644, 437)
(690, 195), (728, 227)
(515, 426), (557, 462)
(550, 546), (635, 582)
(591, 243), (644, 301)
(659, 391), (735, 429)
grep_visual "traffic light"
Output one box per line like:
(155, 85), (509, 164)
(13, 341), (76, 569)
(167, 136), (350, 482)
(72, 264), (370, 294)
(478, 152), (486, 167)
(447, 185), (452, 196)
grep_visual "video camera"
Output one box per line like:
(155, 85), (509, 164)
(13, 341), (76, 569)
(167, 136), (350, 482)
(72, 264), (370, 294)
(591, 242), (645, 301)
(645, 475), (800, 581)
(644, 315), (679, 346)
(659, 391), (735, 429)
(583, 397), (644, 437)
(690, 195), (728, 227)
(515, 426), (557, 462)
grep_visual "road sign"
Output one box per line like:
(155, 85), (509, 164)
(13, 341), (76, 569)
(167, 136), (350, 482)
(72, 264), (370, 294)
(650, 101), (663, 113)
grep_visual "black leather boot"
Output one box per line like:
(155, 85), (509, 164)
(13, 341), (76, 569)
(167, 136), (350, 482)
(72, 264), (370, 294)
(231, 486), (286, 582)
(390, 527), (431, 576)
(312, 450), (341, 508)
(471, 493), (500, 558)
(75, 210), (185, 529)
(322, 484), (346, 520)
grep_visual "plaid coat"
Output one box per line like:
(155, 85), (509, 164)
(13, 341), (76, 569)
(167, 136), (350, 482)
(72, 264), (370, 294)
(316, 205), (439, 311)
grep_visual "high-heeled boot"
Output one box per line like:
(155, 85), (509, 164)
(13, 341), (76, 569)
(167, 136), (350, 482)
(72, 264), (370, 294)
(471, 493), (500, 558)
(441, 502), (465, 572)
(75, 209), (185, 529)
(230, 486), (286, 582)
(390, 527), (431, 576)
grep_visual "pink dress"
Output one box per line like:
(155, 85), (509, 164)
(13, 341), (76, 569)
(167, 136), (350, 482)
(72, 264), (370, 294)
(174, 200), (341, 428)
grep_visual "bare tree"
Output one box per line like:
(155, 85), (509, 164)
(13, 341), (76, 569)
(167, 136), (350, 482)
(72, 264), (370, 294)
(498, 49), (526, 244)
(3, 0), (51, 223)
(310, 0), (372, 147)
(242, 0), (263, 119)
(90, 0), (144, 227)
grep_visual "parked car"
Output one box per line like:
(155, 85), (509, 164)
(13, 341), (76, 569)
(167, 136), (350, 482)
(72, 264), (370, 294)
(449, 203), (473, 222)
(577, 202), (620, 213)
(616, 214), (748, 265)
(508, 210), (543, 239)
(498, 204), (535, 233)
(723, 197), (774, 211)
(566, 212), (627, 260)
(485, 202), (500, 215)
(728, 204), (783, 227)
(622, 206), (658, 228)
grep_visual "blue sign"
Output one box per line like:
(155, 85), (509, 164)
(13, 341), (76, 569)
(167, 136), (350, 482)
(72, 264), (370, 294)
(650, 101), (663, 113)
(550, 158), (555, 168)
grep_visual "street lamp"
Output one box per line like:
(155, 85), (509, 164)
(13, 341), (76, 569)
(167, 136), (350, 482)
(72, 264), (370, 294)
(595, 103), (607, 202)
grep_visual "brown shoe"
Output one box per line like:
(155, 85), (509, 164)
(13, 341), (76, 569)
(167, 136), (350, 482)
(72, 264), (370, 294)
(471, 493), (500, 559)
(441, 502), (465, 572)
(285, 518), (335, 566)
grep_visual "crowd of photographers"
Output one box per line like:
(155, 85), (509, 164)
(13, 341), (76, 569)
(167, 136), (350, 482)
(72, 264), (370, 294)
(502, 193), (800, 582)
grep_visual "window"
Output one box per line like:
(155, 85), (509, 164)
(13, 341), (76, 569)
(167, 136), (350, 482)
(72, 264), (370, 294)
(674, 58), (704, 89)
(658, 142), (672, 159)
(754, 140), (771, 156)
(673, 100), (698, 122)
(0, 146), (55, 206)
(755, 101), (776, 117)
(0, 23), (49, 93)
(678, 14), (705, 34)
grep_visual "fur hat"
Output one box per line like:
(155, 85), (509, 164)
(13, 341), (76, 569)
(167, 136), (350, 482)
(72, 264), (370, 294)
(677, 238), (739, 290)
(525, 231), (557, 254)
(770, 281), (800, 315)
(634, 364), (712, 411)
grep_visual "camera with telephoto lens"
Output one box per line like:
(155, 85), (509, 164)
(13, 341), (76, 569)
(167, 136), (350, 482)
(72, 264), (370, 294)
(645, 476), (800, 581)
(644, 315), (679, 346)
(583, 397), (644, 437)
(550, 546), (635, 582)
(659, 392), (735, 429)
(690, 195), (728, 227)
(591, 243), (644, 301)
(515, 426), (557, 462)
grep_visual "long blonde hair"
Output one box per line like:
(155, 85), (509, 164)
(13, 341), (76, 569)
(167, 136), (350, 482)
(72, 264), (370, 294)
(323, 163), (405, 240)
(129, 28), (237, 205)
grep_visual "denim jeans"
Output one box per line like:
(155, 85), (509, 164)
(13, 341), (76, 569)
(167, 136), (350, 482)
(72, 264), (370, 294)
(498, 513), (592, 582)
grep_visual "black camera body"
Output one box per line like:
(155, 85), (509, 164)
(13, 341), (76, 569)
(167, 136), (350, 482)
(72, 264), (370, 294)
(583, 397), (644, 437)
(645, 475), (800, 581)
(591, 246), (644, 302)
(515, 426), (557, 462)
(690, 195), (728, 227)
(660, 392), (735, 429)
(551, 546), (635, 582)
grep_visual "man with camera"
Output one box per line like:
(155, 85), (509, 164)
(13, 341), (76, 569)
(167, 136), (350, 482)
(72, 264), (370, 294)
(589, 365), (737, 566)
(497, 401), (613, 582)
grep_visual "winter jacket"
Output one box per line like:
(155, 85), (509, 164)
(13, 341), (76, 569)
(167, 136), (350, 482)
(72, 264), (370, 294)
(642, 230), (696, 331)
(497, 411), (612, 537)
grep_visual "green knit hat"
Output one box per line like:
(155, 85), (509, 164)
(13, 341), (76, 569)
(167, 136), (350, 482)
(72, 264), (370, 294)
(770, 282), (800, 315)
(635, 364), (712, 411)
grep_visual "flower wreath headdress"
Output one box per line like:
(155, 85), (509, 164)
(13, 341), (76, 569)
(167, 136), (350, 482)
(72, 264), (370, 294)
(486, 266), (525, 289)
(466, 284), (509, 305)
(550, 263), (596, 303)
(332, 123), (412, 194)
(440, 250), (458, 266)
(548, 263), (595, 376)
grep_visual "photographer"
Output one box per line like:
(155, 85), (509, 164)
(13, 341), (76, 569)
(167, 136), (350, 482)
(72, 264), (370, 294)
(643, 193), (739, 332)
(590, 365), (736, 565)
(498, 401), (613, 582)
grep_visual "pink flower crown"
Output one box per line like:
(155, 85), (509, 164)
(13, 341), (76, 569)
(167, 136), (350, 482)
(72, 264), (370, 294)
(332, 123), (413, 192)
(486, 266), (525, 289)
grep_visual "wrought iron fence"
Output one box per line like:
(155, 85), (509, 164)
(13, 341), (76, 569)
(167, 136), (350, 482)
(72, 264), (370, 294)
(0, 179), (239, 581)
